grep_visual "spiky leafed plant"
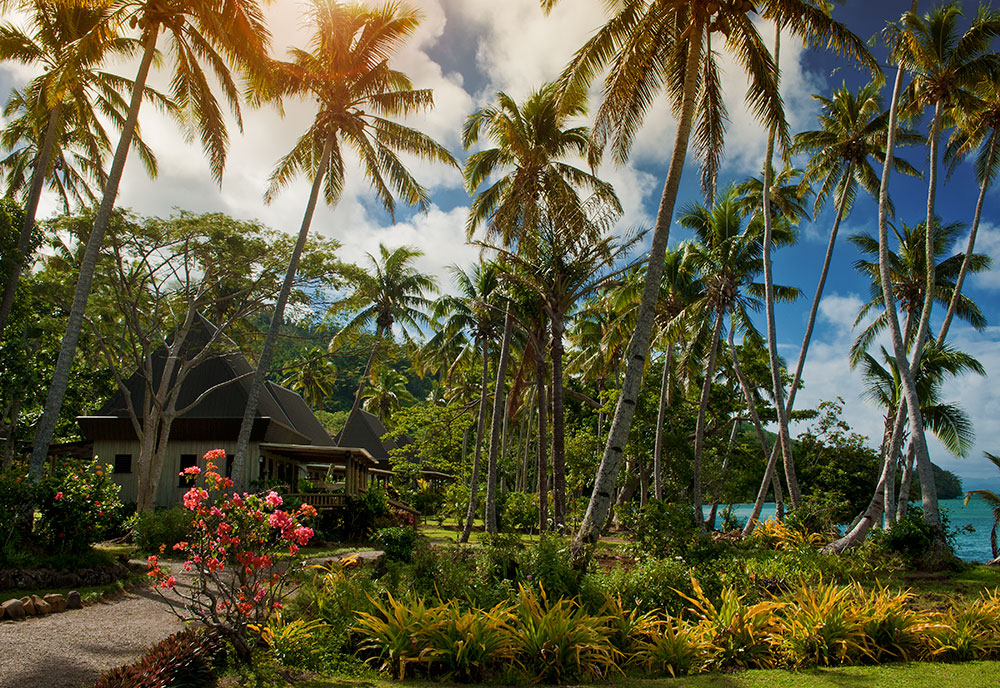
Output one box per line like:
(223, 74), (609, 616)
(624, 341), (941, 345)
(542, 0), (874, 555)
(30, 0), (274, 478)
(232, 0), (457, 480)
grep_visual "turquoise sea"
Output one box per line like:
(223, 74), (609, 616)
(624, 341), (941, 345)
(714, 498), (996, 563)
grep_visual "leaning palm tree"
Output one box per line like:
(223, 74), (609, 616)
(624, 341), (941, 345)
(547, 0), (873, 554)
(679, 186), (799, 529)
(232, 0), (457, 479)
(29, 0), (273, 479)
(964, 452), (1000, 566)
(0, 0), (163, 342)
(880, 1), (1000, 530)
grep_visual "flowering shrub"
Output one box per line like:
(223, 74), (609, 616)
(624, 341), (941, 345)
(35, 458), (124, 554)
(147, 449), (316, 663)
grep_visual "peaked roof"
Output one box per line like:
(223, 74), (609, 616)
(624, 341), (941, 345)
(95, 320), (333, 447)
(338, 408), (407, 463)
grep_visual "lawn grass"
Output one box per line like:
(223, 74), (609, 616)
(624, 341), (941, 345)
(232, 661), (1000, 688)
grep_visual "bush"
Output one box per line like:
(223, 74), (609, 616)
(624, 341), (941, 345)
(622, 500), (722, 563)
(589, 556), (693, 615)
(131, 507), (194, 554)
(35, 459), (124, 554)
(0, 464), (33, 565)
(502, 492), (537, 532)
(518, 534), (581, 600)
(375, 526), (418, 563)
(343, 486), (390, 539)
(91, 629), (221, 688)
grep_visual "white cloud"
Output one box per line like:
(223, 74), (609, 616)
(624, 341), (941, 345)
(956, 222), (1000, 291)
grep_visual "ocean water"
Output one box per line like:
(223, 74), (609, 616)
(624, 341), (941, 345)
(711, 498), (996, 563)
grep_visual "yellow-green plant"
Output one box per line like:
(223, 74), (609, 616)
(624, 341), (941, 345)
(852, 584), (930, 662)
(634, 617), (717, 677)
(678, 578), (783, 669)
(249, 615), (328, 669)
(776, 580), (865, 667)
(749, 518), (828, 551)
(600, 594), (661, 655)
(354, 594), (440, 680)
(514, 585), (623, 683)
(925, 593), (1000, 662)
(418, 600), (519, 681)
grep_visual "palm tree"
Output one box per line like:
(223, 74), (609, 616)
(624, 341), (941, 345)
(232, 0), (457, 481)
(550, 0), (872, 553)
(280, 347), (336, 409)
(29, 0), (272, 479)
(362, 367), (415, 425)
(964, 452), (1000, 566)
(464, 82), (615, 533)
(881, 1), (1000, 530)
(0, 0), (163, 342)
(430, 262), (502, 542)
(335, 245), (437, 436)
(939, 73), (1000, 342)
(679, 187), (798, 528)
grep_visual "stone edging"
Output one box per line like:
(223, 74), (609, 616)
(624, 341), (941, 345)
(1, 591), (82, 621)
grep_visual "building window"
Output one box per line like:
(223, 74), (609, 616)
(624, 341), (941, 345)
(225, 453), (234, 479)
(178, 454), (197, 486)
(113, 454), (132, 474)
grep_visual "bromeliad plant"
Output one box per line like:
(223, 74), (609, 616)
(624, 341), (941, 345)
(147, 449), (316, 663)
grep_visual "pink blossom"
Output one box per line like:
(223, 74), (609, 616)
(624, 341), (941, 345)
(54, 492), (63, 501)
(204, 449), (227, 461)
(180, 465), (202, 477)
(265, 491), (283, 508)
(161, 576), (176, 590)
(291, 526), (314, 546)
(268, 510), (292, 530)
(183, 487), (208, 510)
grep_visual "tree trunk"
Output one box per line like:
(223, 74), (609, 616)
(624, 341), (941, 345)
(707, 420), (739, 531)
(692, 309), (724, 531)
(29, 28), (160, 480)
(896, 439), (917, 522)
(535, 350), (549, 532)
(485, 309), (513, 533)
(759, 29), (800, 511)
(550, 312), (567, 530)
(573, 24), (704, 557)
(653, 347), (672, 501)
(0, 102), (63, 342)
(233, 134), (336, 484)
(938, 129), (995, 343)
(460, 338), (491, 543)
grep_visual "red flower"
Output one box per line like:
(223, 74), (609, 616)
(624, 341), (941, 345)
(54, 492), (63, 501)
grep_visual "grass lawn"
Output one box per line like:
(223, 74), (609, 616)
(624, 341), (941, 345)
(235, 661), (1000, 688)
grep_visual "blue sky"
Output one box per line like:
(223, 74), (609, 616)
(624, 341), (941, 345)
(1, 0), (997, 489)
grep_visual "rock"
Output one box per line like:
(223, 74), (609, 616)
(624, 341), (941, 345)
(66, 591), (82, 610)
(20, 597), (34, 616)
(55, 572), (83, 588)
(1, 599), (25, 620)
(43, 594), (67, 613)
(30, 595), (51, 615)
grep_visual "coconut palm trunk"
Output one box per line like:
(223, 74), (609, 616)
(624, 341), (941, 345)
(937, 129), (996, 343)
(29, 28), (160, 479)
(485, 308), (513, 533)
(573, 25), (703, 554)
(693, 309), (725, 530)
(460, 338), (491, 543)
(550, 311), (567, 530)
(652, 346), (672, 501)
(0, 102), (63, 342)
(896, 439), (917, 521)
(233, 134), (336, 482)
(535, 347), (549, 532)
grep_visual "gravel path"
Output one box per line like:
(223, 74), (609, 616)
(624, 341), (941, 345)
(0, 551), (381, 688)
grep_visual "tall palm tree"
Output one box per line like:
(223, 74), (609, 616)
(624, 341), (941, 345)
(463, 82), (615, 533)
(362, 367), (415, 426)
(335, 245), (437, 437)
(549, 0), (872, 554)
(430, 262), (502, 542)
(881, 1), (1000, 530)
(0, 0), (162, 342)
(964, 452), (1000, 566)
(939, 73), (1000, 343)
(29, 0), (273, 479)
(679, 187), (798, 528)
(232, 0), (457, 480)
(280, 346), (336, 409)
